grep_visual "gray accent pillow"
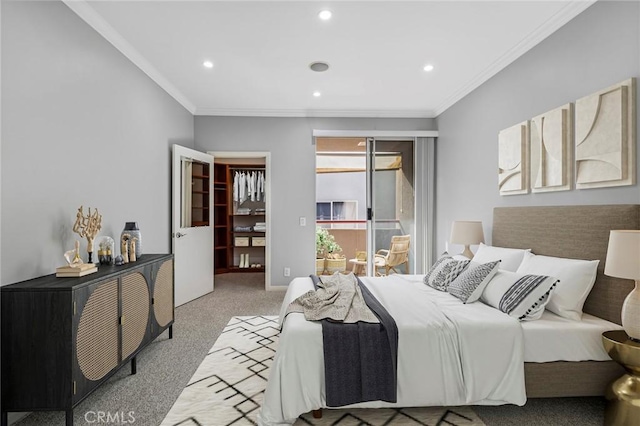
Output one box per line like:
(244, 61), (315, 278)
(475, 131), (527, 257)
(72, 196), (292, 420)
(424, 252), (470, 291)
(499, 275), (558, 320)
(481, 270), (559, 321)
(447, 260), (500, 303)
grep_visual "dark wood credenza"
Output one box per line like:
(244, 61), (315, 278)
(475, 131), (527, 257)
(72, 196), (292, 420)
(1, 254), (174, 426)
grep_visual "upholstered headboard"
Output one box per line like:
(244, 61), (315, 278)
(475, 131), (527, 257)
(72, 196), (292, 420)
(493, 205), (640, 325)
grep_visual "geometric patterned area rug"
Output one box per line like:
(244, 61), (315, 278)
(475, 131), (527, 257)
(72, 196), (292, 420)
(160, 316), (485, 426)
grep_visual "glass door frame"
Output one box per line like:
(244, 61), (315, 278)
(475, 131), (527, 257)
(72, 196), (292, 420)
(365, 137), (417, 276)
(365, 138), (375, 276)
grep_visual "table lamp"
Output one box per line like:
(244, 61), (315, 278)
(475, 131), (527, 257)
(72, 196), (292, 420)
(450, 221), (485, 259)
(605, 230), (640, 341)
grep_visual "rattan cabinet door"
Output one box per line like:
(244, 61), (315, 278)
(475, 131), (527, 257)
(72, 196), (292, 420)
(152, 259), (174, 334)
(121, 271), (151, 361)
(73, 279), (119, 403)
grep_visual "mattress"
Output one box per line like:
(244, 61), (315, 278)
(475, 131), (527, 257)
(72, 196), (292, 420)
(521, 310), (622, 362)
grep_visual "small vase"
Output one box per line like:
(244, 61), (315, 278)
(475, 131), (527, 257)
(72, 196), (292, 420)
(121, 222), (142, 259)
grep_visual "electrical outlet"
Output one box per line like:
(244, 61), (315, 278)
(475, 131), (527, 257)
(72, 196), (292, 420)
(299, 217), (306, 226)
(284, 267), (291, 277)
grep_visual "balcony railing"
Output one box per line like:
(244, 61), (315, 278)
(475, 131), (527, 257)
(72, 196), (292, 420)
(317, 219), (402, 230)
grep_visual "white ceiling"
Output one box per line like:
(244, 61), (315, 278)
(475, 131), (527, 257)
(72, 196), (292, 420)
(64, 1), (595, 118)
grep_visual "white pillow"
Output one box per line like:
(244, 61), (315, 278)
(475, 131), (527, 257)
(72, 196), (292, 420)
(481, 270), (558, 321)
(472, 243), (531, 272)
(515, 252), (599, 321)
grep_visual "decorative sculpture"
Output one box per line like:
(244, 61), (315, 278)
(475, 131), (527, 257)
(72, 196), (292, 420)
(64, 241), (84, 267)
(72, 206), (102, 263)
(121, 233), (130, 264)
(129, 237), (137, 262)
(530, 103), (573, 193)
(498, 121), (529, 195)
(575, 78), (636, 189)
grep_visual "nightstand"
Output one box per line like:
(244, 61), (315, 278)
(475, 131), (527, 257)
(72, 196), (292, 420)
(602, 330), (640, 426)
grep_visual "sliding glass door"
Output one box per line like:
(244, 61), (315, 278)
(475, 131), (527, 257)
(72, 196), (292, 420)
(315, 137), (417, 277)
(365, 139), (415, 276)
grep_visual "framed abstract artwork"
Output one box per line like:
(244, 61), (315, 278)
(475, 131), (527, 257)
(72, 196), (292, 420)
(530, 103), (573, 193)
(575, 78), (636, 189)
(498, 121), (529, 196)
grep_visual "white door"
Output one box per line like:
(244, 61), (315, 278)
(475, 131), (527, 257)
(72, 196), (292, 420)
(172, 144), (214, 306)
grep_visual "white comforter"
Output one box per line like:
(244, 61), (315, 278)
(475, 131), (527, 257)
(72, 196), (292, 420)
(257, 275), (526, 426)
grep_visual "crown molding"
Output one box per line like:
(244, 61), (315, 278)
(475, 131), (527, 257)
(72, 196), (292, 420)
(312, 130), (438, 138)
(194, 107), (435, 118)
(62, 0), (196, 114)
(63, 0), (593, 120)
(434, 0), (596, 117)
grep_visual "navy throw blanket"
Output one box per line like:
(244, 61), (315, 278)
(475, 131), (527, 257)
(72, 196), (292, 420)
(310, 274), (398, 407)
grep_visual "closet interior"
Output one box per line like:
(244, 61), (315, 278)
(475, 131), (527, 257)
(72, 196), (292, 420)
(213, 158), (266, 275)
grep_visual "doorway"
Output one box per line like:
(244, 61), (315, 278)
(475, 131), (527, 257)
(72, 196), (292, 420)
(209, 151), (272, 290)
(315, 138), (416, 277)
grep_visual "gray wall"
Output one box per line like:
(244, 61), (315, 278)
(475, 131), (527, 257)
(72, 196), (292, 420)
(316, 172), (367, 220)
(1, 1), (194, 285)
(195, 117), (435, 286)
(435, 0), (640, 256)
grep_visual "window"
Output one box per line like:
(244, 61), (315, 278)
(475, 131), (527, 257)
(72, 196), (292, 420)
(316, 201), (358, 221)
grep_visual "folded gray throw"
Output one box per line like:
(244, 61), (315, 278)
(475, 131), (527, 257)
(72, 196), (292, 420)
(310, 274), (398, 407)
(286, 272), (379, 324)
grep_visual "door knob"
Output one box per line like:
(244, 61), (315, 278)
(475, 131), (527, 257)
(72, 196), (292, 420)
(175, 232), (187, 238)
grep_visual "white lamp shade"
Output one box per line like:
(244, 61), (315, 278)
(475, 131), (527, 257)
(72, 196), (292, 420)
(605, 230), (640, 280)
(450, 221), (485, 246)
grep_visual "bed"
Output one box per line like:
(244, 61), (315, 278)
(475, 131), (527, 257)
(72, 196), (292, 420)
(493, 204), (637, 397)
(258, 204), (639, 426)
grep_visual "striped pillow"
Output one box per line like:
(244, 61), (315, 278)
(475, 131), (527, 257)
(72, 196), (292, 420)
(481, 270), (558, 321)
(424, 252), (470, 291)
(447, 261), (500, 303)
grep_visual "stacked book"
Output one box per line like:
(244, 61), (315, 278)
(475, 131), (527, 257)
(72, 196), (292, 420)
(56, 263), (98, 278)
(253, 222), (266, 232)
(236, 207), (251, 215)
(254, 208), (266, 214)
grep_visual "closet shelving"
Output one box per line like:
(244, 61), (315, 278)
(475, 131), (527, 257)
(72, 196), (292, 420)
(191, 162), (210, 227)
(213, 164), (230, 273)
(229, 213), (265, 273)
(213, 163), (266, 274)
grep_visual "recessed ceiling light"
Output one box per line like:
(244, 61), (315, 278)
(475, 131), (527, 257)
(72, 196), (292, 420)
(318, 10), (332, 20)
(203, 60), (214, 69)
(423, 64), (434, 72)
(313, 91), (322, 97)
(309, 61), (330, 72)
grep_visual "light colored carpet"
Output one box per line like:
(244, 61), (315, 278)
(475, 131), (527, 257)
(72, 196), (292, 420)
(161, 315), (485, 426)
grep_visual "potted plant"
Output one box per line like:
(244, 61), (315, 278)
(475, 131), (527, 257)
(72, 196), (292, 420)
(316, 227), (346, 274)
